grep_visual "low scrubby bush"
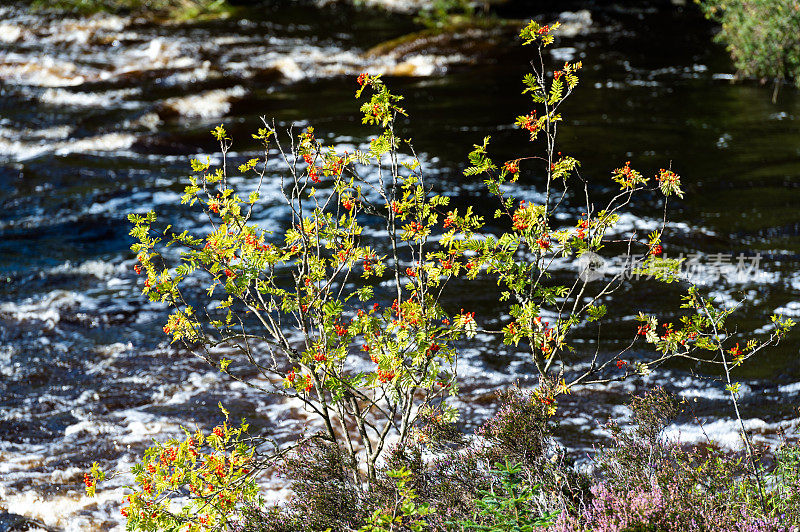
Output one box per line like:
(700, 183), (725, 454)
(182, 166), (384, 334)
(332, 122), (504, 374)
(556, 388), (800, 531)
(240, 387), (800, 531)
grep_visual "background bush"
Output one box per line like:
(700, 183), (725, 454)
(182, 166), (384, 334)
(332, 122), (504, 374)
(698, 0), (800, 98)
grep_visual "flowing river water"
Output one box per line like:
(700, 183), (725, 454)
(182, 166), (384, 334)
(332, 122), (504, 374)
(1, 1), (799, 529)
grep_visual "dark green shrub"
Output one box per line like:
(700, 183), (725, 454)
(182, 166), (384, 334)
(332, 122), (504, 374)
(698, 0), (800, 98)
(453, 460), (559, 531)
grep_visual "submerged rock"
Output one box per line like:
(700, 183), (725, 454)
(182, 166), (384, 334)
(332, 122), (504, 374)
(319, 0), (509, 15)
(363, 9), (590, 73)
(365, 19), (522, 65)
(0, 511), (57, 532)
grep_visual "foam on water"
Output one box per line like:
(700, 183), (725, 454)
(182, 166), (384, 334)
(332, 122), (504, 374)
(665, 418), (777, 449)
(0, 53), (98, 87)
(0, 130), (137, 162)
(0, 290), (96, 327)
(40, 88), (141, 108)
(162, 86), (247, 119)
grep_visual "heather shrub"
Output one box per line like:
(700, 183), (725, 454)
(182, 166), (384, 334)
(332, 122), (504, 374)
(372, 384), (587, 530)
(386, 426), (489, 528)
(595, 389), (744, 526)
(475, 384), (590, 513)
(770, 442), (800, 523)
(359, 467), (433, 532)
(552, 480), (792, 532)
(232, 438), (371, 531)
(275, 439), (367, 531)
(557, 388), (800, 531)
(476, 382), (555, 465)
(596, 387), (685, 492)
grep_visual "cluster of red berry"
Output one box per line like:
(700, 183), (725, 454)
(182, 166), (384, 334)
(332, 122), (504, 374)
(303, 153), (320, 183)
(377, 369), (395, 383)
(426, 343), (440, 357)
(519, 111), (541, 136)
(536, 234), (551, 250)
(512, 207), (530, 232)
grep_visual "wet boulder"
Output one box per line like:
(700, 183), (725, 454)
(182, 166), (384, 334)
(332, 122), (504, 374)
(365, 19), (523, 69)
(0, 512), (57, 532)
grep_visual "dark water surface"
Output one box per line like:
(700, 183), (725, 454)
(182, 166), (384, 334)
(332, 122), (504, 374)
(1, 1), (799, 528)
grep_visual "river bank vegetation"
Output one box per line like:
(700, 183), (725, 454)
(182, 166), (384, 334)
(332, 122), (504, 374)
(29, 0), (235, 18)
(698, 0), (800, 101)
(81, 17), (800, 531)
